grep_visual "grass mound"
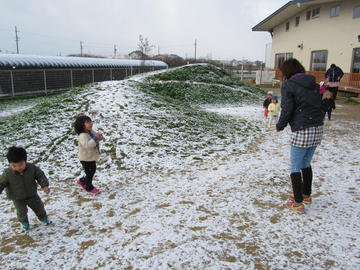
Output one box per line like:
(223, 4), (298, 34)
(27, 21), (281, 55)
(126, 64), (265, 167)
(143, 64), (264, 105)
(0, 85), (93, 164)
(0, 65), (265, 175)
(149, 64), (261, 90)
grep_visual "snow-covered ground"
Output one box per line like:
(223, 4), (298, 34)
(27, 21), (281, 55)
(0, 74), (359, 269)
(0, 95), (50, 119)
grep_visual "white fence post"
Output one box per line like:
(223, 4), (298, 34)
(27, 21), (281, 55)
(43, 70), (47, 94)
(10, 71), (15, 97)
(70, 70), (73, 88)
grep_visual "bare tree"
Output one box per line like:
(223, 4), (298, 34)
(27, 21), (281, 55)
(137, 35), (153, 60)
(254, 60), (265, 70)
(137, 35), (154, 70)
(241, 59), (253, 72)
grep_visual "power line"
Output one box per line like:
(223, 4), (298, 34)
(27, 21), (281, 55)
(8, 28), (127, 49)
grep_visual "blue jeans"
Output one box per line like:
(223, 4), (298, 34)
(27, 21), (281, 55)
(290, 146), (317, 173)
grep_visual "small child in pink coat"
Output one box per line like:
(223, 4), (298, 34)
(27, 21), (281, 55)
(319, 81), (328, 99)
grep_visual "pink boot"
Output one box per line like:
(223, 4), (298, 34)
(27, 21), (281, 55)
(86, 187), (100, 194)
(76, 179), (87, 190)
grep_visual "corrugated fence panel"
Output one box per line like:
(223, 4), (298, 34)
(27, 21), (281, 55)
(112, 68), (127, 80)
(0, 71), (12, 96)
(94, 69), (111, 82)
(13, 70), (45, 94)
(46, 70), (72, 90)
(73, 70), (93, 87)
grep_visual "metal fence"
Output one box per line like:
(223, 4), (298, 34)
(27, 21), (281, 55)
(0, 66), (164, 98)
(227, 69), (257, 81)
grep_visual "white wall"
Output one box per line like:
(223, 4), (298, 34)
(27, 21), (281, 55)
(255, 70), (276, 85)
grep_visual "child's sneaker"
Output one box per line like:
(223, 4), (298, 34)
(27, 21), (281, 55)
(20, 221), (30, 230)
(286, 200), (305, 213)
(76, 179), (87, 190)
(86, 187), (100, 194)
(41, 219), (52, 225)
(289, 195), (312, 204)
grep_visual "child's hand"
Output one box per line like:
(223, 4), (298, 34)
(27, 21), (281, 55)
(95, 132), (105, 141)
(43, 186), (51, 194)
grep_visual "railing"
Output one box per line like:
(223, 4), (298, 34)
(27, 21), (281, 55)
(272, 69), (360, 94)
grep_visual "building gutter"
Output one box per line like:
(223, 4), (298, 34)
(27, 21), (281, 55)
(252, 0), (318, 32)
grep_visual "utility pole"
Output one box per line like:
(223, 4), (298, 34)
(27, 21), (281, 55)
(114, 44), (117, 57)
(158, 46), (160, 55)
(80, 41), (83, 56)
(15, 26), (20, 54)
(194, 39), (197, 62)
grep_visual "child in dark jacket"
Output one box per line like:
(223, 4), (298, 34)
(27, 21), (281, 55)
(263, 91), (273, 118)
(321, 91), (336, 120)
(0, 146), (51, 230)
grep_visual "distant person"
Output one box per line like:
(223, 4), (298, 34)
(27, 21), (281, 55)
(0, 146), (52, 230)
(276, 58), (324, 213)
(325, 64), (344, 100)
(74, 115), (105, 194)
(267, 95), (280, 128)
(321, 91), (336, 120)
(263, 91), (273, 118)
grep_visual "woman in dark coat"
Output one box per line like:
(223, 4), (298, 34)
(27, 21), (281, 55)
(325, 64), (343, 100)
(276, 59), (324, 213)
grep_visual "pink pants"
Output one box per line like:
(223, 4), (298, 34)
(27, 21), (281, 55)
(264, 108), (269, 118)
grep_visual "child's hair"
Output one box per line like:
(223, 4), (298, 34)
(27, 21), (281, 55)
(324, 91), (333, 98)
(271, 96), (278, 102)
(74, 115), (92, 135)
(6, 146), (27, 163)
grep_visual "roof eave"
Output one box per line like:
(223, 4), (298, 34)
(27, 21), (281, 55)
(252, 0), (330, 32)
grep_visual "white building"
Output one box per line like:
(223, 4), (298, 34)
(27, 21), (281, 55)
(253, 0), (360, 73)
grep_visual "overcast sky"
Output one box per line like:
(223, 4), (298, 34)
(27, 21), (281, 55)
(0, 0), (289, 61)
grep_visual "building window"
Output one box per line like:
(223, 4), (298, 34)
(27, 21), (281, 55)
(330, 6), (340, 17)
(285, 22), (290, 31)
(352, 48), (360, 73)
(312, 7), (320, 18)
(275, 53), (293, 69)
(310, 50), (328, 71)
(306, 7), (320, 20)
(295, 16), (300, 26)
(354, 6), (360, 18)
